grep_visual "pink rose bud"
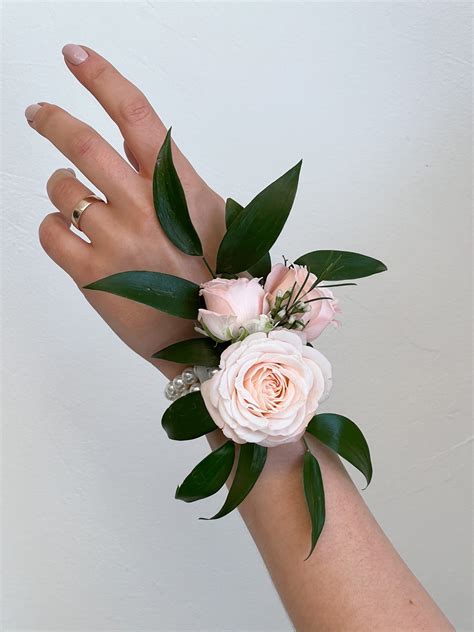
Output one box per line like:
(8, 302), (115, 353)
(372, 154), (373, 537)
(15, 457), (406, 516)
(197, 277), (269, 342)
(264, 263), (340, 342)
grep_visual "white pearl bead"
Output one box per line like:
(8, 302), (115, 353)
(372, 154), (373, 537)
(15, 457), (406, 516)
(173, 375), (185, 391)
(165, 383), (177, 400)
(207, 367), (219, 378)
(182, 368), (197, 385)
(189, 384), (201, 393)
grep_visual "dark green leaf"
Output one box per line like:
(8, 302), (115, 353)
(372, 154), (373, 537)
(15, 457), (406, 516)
(84, 271), (200, 319)
(216, 160), (302, 274)
(247, 252), (272, 279)
(303, 449), (325, 559)
(153, 128), (203, 256)
(162, 391), (217, 440)
(225, 197), (244, 228)
(152, 338), (223, 366)
(295, 250), (387, 281)
(202, 443), (267, 519)
(225, 197), (272, 279)
(306, 413), (373, 487)
(175, 441), (235, 502)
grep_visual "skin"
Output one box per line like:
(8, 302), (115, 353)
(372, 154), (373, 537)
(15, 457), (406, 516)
(27, 45), (454, 630)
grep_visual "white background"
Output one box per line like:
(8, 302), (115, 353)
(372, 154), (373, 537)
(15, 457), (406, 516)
(1, 2), (472, 630)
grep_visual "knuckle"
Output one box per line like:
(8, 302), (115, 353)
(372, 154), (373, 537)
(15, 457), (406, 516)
(70, 128), (98, 157)
(88, 61), (110, 83)
(119, 95), (153, 125)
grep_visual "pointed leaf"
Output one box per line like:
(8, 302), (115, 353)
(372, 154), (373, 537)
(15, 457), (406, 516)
(153, 338), (223, 366)
(153, 128), (203, 256)
(225, 197), (244, 228)
(84, 271), (200, 319)
(306, 413), (372, 487)
(225, 197), (272, 279)
(295, 250), (387, 281)
(216, 160), (302, 274)
(175, 441), (235, 502)
(303, 449), (325, 558)
(162, 391), (217, 440)
(202, 443), (267, 519)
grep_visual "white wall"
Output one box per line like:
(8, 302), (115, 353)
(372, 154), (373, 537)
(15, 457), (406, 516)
(1, 2), (472, 630)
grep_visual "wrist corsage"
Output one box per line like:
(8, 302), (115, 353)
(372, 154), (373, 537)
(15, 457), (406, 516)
(85, 130), (387, 557)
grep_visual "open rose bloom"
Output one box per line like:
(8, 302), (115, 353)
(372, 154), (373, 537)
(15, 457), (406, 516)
(201, 330), (332, 447)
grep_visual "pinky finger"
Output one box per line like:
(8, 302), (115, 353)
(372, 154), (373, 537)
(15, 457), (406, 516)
(39, 212), (93, 284)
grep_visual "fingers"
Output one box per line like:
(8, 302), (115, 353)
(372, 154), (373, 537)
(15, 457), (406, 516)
(62, 44), (167, 176)
(46, 168), (113, 240)
(38, 212), (92, 282)
(25, 101), (139, 205)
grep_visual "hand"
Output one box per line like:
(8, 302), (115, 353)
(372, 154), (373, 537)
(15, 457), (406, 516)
(26, 44), (226, 376)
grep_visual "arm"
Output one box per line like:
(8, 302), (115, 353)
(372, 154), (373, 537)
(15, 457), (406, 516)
(29, 44), (453, 630)
(207, 429), (453, 630)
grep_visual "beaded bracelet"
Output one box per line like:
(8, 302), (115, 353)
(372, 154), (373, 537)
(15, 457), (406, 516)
(164, 366), (218, 401)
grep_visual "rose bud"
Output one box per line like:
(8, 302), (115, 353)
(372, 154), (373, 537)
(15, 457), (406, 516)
(197, 277), (269, 342)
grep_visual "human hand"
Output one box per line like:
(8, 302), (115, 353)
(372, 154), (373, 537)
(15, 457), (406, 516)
(26, 44), (226, 377)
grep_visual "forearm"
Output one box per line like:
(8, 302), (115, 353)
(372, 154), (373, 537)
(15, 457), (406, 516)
(207, 430), (453, 630)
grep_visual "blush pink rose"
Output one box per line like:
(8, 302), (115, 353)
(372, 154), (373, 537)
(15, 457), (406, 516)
(197, 277), (269, 342)
(264, 263), (339, 342)
(200, 330), (332, 447)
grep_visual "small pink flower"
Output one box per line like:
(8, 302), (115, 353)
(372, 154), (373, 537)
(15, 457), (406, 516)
(201, 330), (332, 447)
(197, 277), (269, 342)
(264, 263), (339, 342)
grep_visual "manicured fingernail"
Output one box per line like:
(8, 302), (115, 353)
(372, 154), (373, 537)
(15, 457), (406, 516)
(62, 43), (88, 65)
(24, 103), (42, 122)
(65, 168), (76, 175)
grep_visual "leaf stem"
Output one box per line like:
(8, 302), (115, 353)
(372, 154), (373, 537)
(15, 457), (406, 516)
(202, 256), (216, 279)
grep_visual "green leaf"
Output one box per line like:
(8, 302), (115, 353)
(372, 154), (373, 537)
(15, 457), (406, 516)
(84, 271), (200, 319)
(303, 449), (325, 559)
(225, 197), (244, 228)
(225, 197), (272, 279)
(306, 413), (373, 487)
(153, 128), (203, 256)
(175, 441), (235, 502)
(216, 160), (302, 274)
(161, 391), (217, 440)
(152, 338), (223, 366)
(247, 252), (272, 279)
(295, 250), (387, 281)
(202, 443), (267, 519)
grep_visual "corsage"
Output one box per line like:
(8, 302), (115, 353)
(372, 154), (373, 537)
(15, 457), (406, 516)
(85, 129), (387, 557)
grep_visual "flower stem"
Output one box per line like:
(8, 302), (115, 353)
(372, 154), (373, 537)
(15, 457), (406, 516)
(202, 256), (216, 279)
(302, 435), (310, 452)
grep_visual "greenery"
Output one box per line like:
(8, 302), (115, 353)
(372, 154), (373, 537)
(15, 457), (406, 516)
(153, 128), (203, 256)
(153, 337), (224, 366)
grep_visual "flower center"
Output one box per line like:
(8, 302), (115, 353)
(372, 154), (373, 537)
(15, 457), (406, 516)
(243, 363), (289, 416)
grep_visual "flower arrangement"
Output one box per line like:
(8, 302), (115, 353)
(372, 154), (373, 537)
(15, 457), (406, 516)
(85, 129), (387, 557)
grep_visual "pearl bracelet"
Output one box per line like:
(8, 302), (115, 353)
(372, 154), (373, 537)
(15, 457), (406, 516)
(165, 366), (219, 401)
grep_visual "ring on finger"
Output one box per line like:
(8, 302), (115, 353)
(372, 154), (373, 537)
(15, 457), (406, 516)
(71, 194), (105, 231)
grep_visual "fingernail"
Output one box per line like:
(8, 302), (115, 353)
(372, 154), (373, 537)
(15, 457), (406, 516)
(65, 168), (76, 175)
(62, 43), (88, 65)
(24, 103), (42, 122)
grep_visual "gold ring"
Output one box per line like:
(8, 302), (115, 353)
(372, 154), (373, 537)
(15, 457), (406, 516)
(71, 194), (104, 231)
